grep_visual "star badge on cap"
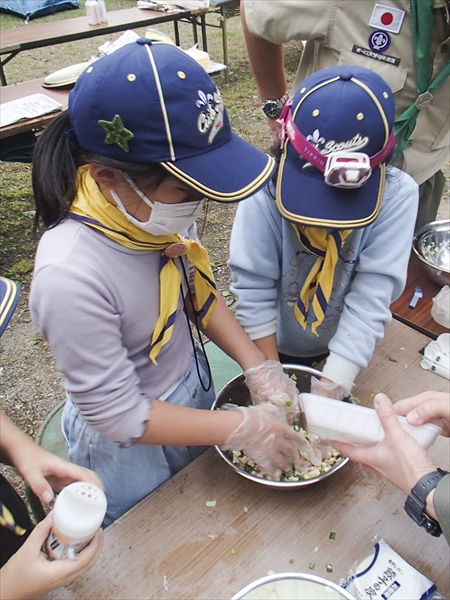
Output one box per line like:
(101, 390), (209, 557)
(99, 114), (134, 152)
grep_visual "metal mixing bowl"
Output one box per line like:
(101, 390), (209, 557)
(413, 219), (450, 287)
(230, 572), (356, 600)
(212, 365), (349, 489)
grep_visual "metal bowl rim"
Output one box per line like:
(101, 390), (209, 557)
(230, 572), (356, 600)
(412, 219), (450, 274)
(212, 365), (350, 489)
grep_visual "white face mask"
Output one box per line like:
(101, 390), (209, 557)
(111, 173), (204, 236)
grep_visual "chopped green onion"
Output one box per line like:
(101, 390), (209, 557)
(206, 500), (217, 507)
(329, 532), (336, 540)
(326, 564), (333, 573)
(289, 559), (293, 564)
(231, 549), (237, 555)
(179, 486), (184, 494)
(309, 563), (315, 570)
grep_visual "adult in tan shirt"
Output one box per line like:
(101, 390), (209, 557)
(242, 0), (450, 228)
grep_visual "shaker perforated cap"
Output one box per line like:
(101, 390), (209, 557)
(52, 482), (107, 541)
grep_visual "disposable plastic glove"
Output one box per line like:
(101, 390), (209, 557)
(310, 376), (352, 401)
(221, 402), (320, 480)
(243, 360), (301, 423)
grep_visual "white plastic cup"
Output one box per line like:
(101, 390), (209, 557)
(85, 0), (101, 25)
(45, 482), (107, 560)
(97, 0), (108, 23)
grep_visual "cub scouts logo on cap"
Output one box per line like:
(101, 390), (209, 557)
(302, 129), (369, 168)
(196, 89), (224, 144)
(369, 4), (405, 34)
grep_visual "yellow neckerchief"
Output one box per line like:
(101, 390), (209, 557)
(69, 166), (218, 364)
(292, 224), (352, 335)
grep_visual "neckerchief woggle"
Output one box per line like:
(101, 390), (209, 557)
(68, 166), (218, 364)
(394, 0), (450, 159)
(292, 225), (352, 335)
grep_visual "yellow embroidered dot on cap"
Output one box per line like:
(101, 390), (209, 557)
(357, 112), (364, 120)
(300, 87), (306, 93)
(383, 91), (389, 98)
(127, 74), (136, 82)
(87, 66), (94, 73)
(177, 71), (186, 79)
(312, 109), (320, 117)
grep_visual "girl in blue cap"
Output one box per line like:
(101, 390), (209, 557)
(229, 65), (419, 401)
(29, 39), (312, 525)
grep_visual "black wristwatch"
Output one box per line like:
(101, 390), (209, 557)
(262, 92), (289, 119)
(404, 468), (448, 536)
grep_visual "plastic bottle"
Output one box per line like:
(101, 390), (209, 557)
(97, 0), (108, 23)
(85, 0), (101, 25)
(45, 482), (107, 560)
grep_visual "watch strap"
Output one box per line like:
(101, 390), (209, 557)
(404, 469), (448, 537)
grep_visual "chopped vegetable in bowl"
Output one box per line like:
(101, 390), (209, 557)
(226, 420), (344, 482)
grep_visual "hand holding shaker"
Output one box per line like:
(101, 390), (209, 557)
(46, 482), (107, 560)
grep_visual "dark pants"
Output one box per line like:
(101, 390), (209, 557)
(416, 170), (446, 231)
(278, 351), (329, 368)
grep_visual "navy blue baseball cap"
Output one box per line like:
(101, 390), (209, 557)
(277, 65), (395, 228)
(0, 277), (20, 337)
(68, 39), (275, 202)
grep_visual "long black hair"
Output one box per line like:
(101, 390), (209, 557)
(32, 111), (170, 235)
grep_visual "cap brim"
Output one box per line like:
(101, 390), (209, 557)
(276, 144), (385, 228)
(160, 132), (275, 202)
(0, 277), (20, 336)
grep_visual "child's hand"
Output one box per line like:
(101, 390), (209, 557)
(0, 512), (103, 600)
(243, 360), (301, 423)
(221, 402), (319, 480)
(16, 445), (104, 505)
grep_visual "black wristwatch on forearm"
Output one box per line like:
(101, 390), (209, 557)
(262, 92), (289, 119)
(404, 468), (448, 537)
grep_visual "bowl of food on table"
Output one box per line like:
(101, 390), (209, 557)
(230, 571), (356, 600)
(413, 219), (450, 287)
(212, 365), (349, 489)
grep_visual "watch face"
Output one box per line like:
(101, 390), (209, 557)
(262, 100), (282, 119)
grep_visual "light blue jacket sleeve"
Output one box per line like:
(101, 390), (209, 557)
(325, 168), (418, 382)
(229, 187), (284, 340)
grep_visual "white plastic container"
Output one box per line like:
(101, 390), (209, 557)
(46, 482), (107, 560)
(85, 0), (101, 25)
(299, 393), (442, 449)
(97, 0), (108, 23)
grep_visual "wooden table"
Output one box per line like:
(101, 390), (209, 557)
(0, 77), (69, 138)
(391, 252), (448, 340)
(45, 320), (449, 600)
(0, 6), (207, 86)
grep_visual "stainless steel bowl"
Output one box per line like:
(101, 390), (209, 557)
(230, 572), (356, 600)
(413, 219), (450, 286)
(212, 365), (349, 489)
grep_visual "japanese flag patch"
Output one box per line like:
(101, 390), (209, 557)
(369, 4), (405, 34)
